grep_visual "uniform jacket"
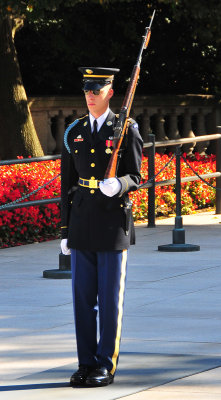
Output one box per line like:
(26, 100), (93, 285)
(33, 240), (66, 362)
(61, 109), (143, 251)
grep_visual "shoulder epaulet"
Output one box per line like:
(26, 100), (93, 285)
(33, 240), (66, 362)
(115, 114), (138, 129)
(78, 114), (88, 121)
(128, 117), (138, 129)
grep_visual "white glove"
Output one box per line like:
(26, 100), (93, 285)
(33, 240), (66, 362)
(60, 238), (71, 255)
(99, 178), (121, 197)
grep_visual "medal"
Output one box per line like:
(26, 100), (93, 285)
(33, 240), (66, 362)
(105, 139), (113, 154)
(106, 140), (113, 147)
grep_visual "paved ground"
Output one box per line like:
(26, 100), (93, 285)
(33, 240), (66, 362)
(1, 211), (221, 399)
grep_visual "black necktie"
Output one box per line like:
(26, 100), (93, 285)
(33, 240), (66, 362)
(93, 119), (98, 136)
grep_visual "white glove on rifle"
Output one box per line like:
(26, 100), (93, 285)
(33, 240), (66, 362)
(60, 238), (71, 255)
(99, 177), (121, 197)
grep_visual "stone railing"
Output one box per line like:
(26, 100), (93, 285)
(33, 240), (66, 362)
(28, 95), (221, 156)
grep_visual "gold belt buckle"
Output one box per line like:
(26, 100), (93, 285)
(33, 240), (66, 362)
(89, 179), (98, 189)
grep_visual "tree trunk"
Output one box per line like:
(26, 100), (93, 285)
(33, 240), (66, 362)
(0, 15), (44, 160)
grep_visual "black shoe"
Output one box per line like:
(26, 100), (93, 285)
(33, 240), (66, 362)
(70, 365), (95, 386)
(86, 367), (114, 387)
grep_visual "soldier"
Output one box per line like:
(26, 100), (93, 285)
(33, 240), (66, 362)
(60, 67), (143, 387)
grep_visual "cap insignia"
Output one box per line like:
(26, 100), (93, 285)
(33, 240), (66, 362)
(86, 69), (93, 74)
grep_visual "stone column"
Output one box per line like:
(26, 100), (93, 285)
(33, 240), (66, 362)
(141, 108), (151, 142)
(206, 108), (218, 153)
(54, 110), (65, 154)
(182, 108), (196, 156)
(46, 112), (56, 155)
(195, 108), (209, 155)
(155, 109), (168, 153)
(168, 108), (180, 140)
(167, 108), (180, 153)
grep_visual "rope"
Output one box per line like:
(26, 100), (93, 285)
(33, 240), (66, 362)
(1, 152), (219, 211)
(138, 153), (176, 189)
(181, 154), (221, 191)
(0, 173), (60, 211)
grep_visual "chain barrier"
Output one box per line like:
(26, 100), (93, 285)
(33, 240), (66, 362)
(138, 152), (176, 189)
(0, 153), (176, 210)
(0, 151), (219, 211)
(181, 154), (221, 191)
(0, 173), (61, 211)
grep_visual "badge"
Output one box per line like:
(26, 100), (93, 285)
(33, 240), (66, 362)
(74, 135), (84, 142)
(83, 121), (88, 126)
(106, 121), (112, 126)
(105, 148), (112, 154)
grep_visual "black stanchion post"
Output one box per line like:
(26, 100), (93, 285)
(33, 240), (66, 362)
(148, 134), (156, 227)
(173, 146), (185, 244)
(158, 145), (200, 252)
(43, 253), (72, 279)
(216, 127), (221, 214)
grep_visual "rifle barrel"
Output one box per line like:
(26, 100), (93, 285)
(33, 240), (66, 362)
(136, 9), (156, 65)
(104, 10), (155, 179)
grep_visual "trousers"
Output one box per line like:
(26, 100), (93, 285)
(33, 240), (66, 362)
(70, 248), (128, 375)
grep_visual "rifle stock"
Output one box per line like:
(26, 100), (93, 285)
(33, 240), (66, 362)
(104, 10), (155, 180)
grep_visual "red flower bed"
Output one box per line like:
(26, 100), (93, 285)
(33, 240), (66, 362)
(130, 152), (216, 220)
(0, 159), (61, 248)
(0, 153), (216, 248)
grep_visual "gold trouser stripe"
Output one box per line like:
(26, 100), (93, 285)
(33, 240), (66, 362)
(110, 249), (127, 375)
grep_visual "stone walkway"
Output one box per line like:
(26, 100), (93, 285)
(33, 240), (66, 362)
(1, 211), (221, 399)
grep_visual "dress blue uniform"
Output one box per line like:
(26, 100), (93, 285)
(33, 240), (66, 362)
(60, 67), (143, 384)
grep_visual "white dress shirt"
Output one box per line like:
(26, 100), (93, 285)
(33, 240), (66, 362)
(89, 108), (110, 133)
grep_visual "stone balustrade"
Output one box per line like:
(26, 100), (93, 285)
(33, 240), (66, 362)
(28, 95), (221, 156)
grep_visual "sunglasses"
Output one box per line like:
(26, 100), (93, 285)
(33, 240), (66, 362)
(83, 89), (101, 96)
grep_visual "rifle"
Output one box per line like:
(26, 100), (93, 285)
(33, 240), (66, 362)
(104, 10), (156, 179)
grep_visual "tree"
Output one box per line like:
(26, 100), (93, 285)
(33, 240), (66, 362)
(158, 0), (221, 94)
(15, 0), (221, 97)
(0, 0), (86, 159)
(0, 0), (134, 159)
(0, 0), (139, 159)
(0, 2), (44, 159)
(1, 0), (221, 160)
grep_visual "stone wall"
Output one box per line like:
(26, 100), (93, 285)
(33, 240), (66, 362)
(28, 95), (221, 156)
